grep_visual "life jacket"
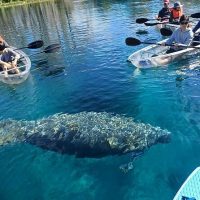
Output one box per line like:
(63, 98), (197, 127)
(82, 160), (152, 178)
(170, 8), (182, 20)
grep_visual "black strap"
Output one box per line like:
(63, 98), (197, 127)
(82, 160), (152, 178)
(182, 196), (196, 200)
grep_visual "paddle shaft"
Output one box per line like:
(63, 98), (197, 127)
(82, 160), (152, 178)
(140, 41), (200, 49)
(137, 12), (200, 24)
(18, 44), (61, 61)
(13, 40), (44, 50)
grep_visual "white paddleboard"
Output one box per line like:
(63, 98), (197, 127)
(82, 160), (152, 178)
(173, 167), (200, 200)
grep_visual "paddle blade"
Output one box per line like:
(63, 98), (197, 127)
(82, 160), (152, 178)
(160, 28), (173, 36)
(125, 37), (141, 46)
(144, 22), (159, 26)
(44, 44), (61, 53)
(136, 18), (148, 24)
(190, 12), (200, 18)
(27, 40), (44, 49)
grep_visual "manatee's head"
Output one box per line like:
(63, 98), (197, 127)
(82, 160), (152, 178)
(156, 132), (171, 144)
(146, 126), (171, 146)
(114, 122), (171, 156)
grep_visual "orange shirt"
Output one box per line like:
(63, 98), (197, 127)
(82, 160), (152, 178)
(170, 8), (183, 20)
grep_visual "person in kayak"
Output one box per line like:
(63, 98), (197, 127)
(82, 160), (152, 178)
(157, 0), (171, 22)
(162, 15), (193, 54)
(169, 2), (183, 24)
(0, 42), (20, 77)
(192, 21), (200, 46)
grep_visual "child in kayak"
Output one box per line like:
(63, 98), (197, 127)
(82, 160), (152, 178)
(162, 15), (193, 54)
(0, 42), (20, 77)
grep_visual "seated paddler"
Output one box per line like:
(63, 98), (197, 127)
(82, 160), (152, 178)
(157, 0), (171, 22)
(162, 15), (193, 54)
(0, 41), (20, 77)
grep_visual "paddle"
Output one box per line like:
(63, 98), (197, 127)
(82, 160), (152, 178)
(19, 43), (61, 61)
(160, 28), (173, 36)
(136, 17), (169, 24)
(125, 37), (200, 49)
(144, 22), (169, 26)
(142, 12), (200, 26)
(14, 40), (44, 50)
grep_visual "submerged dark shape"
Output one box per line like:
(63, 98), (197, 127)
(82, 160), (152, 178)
(0, 112), (171, 158)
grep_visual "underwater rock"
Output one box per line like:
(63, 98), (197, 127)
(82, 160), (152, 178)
(0, 112), (171, 158)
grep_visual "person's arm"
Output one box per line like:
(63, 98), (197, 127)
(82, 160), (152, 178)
(0, 60), (11, 67)
(169, 10), (173, 22)
(158, 9), (162, 19)
(7, 48), (20, 66)
(165, 29), (177, 45)
(193, 21), (200, 33)
(176, 30), (193, 46)
(183, 30), (194, 46)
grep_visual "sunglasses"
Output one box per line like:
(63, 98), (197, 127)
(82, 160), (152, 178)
(180, 22), (188, 25)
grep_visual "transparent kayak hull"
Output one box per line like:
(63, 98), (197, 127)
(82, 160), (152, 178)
(156, 23), (179, 32)
(128, 39), (200, 68)
(0, 47), (31, 84)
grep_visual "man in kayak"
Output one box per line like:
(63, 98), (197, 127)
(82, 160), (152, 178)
(170, 2), (183, 24)
(162, 15), (193, 54)
(157, 0), (171, 22)
(0, 42), (20, 77)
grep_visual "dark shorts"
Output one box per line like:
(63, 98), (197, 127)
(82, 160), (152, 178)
(166, 48), (177, 54)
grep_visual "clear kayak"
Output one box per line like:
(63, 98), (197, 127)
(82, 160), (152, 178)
(156, 22), (179, 32)
(0, 47), (31, 84)
(128, 39), (200, 68)
(173, 167), (200, 200)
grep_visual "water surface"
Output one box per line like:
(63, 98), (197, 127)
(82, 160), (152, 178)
(0, 0), (200, 199)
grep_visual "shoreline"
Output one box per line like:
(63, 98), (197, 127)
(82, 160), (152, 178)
(0, 0), (55, 8)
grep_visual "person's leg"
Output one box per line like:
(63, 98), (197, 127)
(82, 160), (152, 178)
(2, 65), (8, 77)
(11, 63), (20, 74)
(166, 48), (176, 54)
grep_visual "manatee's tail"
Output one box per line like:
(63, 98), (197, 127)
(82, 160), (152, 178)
(0, 119), (27, 146)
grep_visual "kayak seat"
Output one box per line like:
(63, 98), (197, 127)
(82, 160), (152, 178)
(151, 54), (158, 57)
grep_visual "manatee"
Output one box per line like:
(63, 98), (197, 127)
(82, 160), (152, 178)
(0, 112), (171, 158)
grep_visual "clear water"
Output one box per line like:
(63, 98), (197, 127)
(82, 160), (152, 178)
(0, 0), (200, 199)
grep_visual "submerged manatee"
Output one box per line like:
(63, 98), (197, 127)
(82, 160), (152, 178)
(0, 112), (171, 158)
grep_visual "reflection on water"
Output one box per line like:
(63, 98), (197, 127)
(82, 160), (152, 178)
(0, 0), (200, 200)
